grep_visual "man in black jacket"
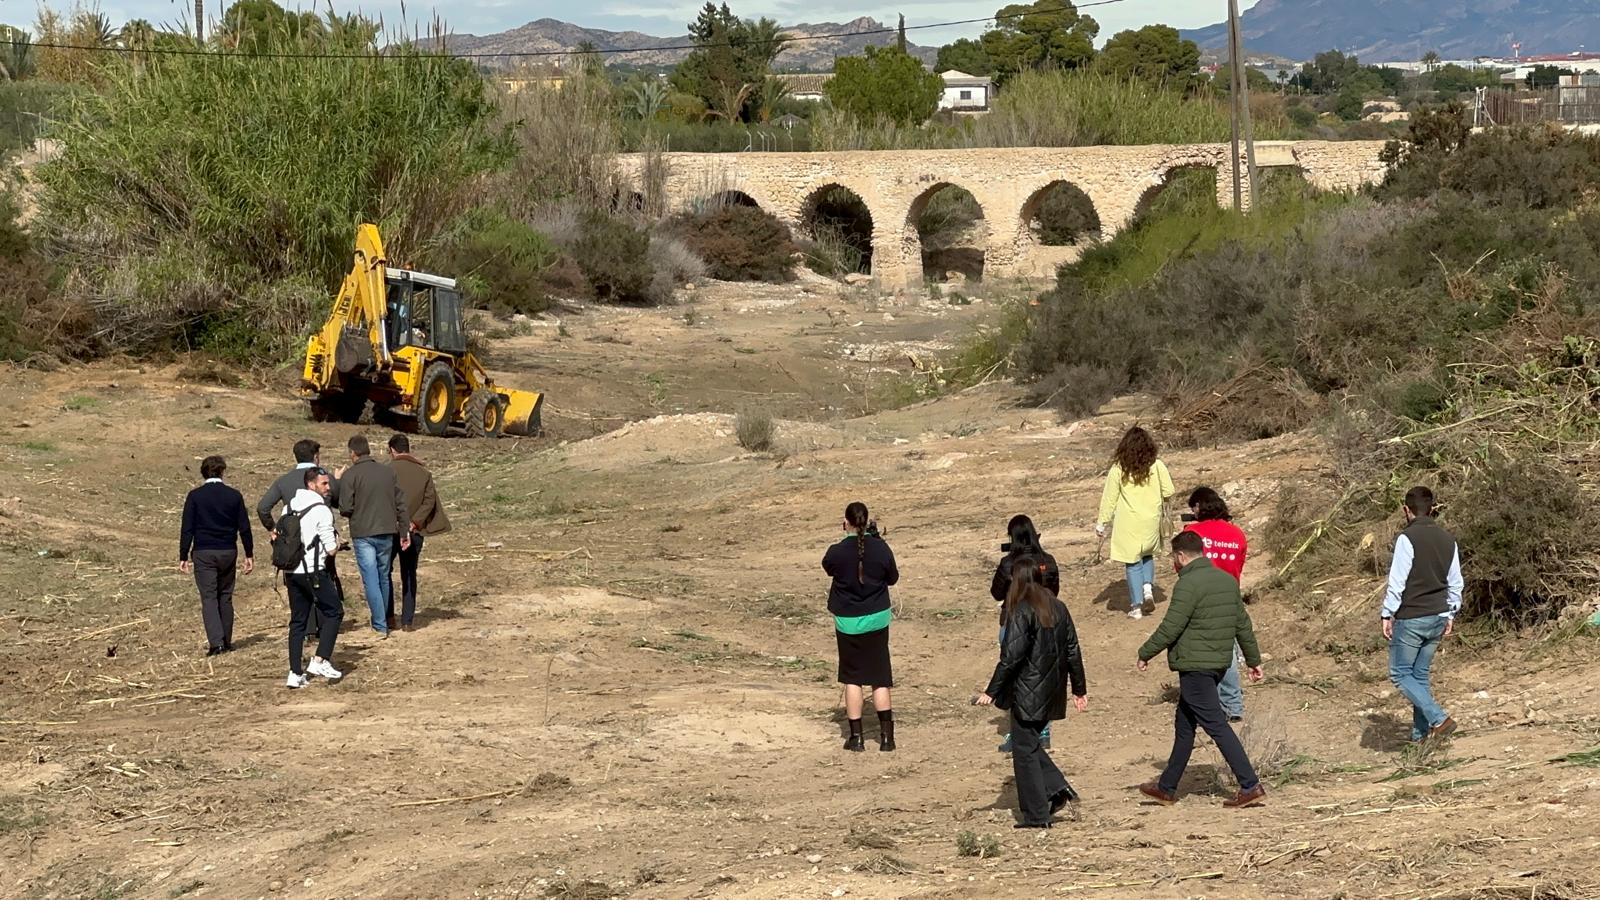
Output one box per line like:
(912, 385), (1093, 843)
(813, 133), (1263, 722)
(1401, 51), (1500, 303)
(977, 556), (1089, 828)
(179, 455), (254, 656)
(258, 439), (342, 635)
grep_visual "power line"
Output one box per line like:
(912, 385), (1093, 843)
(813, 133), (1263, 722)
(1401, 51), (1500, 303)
(0, 0), (1129, 61)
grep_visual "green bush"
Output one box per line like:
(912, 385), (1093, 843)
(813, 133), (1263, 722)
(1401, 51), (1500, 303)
(36, 46), (508, 358)
(569, 211), (654, 304)
(435, 210), (557, 316)
(669, 204), (795, 283)
(0, 80), (72, 156)
(1450, 456), (1600, 625)
(0, 192), (60, 361)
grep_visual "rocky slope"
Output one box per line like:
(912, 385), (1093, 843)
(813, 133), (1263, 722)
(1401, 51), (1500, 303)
(446, 16), (937, 71)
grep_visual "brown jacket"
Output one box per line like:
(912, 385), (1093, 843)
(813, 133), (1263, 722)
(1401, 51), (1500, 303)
(391, 454), (451, 536)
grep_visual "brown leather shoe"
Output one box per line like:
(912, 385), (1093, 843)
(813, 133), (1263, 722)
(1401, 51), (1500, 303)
(1138, 782), (1177, 806)
(1223, 784), (1267, 809)
(1428, 717), (1458, 740)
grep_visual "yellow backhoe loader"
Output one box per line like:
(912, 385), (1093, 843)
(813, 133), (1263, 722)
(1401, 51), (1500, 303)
(300, 224), (544, 437)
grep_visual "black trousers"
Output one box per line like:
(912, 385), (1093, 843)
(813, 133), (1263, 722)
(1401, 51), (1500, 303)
(192, 548), (237, 649)
(1159, 670), (1260, 795)
(389, 533), (424, 627)
(1011, 714), (1068, 826)
(286, 571), (343, 675)
(308, 555), (344, 637)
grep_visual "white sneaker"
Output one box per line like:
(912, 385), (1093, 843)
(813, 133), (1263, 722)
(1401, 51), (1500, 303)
(1142, 583), (1155, 603)
(308, 658), (343, 680)
(1128, 607), (1144, 620)
(285, 672), (310, 689)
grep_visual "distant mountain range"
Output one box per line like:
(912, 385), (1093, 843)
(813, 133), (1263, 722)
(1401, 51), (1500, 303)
(1183, 0), (1600, 62)
(445, 17), (937, 72)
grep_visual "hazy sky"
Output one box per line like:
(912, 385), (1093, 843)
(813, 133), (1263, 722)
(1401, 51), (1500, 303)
(16, 0), (1256, 43)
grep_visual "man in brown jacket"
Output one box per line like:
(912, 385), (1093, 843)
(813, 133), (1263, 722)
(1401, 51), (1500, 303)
(387, 434), (451, 631)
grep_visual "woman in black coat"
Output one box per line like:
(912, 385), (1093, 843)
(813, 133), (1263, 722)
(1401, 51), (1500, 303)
(977, 555), (1088, 828)
(990, 514), (1061, 752)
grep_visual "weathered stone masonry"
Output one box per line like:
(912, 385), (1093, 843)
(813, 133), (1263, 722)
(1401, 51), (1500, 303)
(615, 141), (1388, 289)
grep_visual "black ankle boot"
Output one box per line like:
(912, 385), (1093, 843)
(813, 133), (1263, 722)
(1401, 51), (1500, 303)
(844, 718), (865, 752)
(877, 710), (896, 752)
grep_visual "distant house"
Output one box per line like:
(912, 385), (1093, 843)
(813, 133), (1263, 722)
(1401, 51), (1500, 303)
(937, 70), (994, 113)
(772, 113), (806, 129)
(776, 73), (832, 103)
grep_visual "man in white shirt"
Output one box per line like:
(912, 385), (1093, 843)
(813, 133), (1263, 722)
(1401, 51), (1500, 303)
(285, 468), (345, 689)
(1381, 486), (1465, 741)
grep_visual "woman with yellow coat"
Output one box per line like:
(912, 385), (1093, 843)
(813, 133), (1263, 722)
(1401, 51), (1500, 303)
(1095, 426), (1174, 620)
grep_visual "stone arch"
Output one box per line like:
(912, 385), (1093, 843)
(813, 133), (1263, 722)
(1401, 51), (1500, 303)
(1020, 180), (1102, 246)
(688, 189), (761, 214)
(905, 181), (989, 283)
(1131, 164), (1220, 227)
(799, 183), (874, 275)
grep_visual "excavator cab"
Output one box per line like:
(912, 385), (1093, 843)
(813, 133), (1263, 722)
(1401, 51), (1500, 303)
(386, 271), (466, 356)
(300, 224), (545, 438)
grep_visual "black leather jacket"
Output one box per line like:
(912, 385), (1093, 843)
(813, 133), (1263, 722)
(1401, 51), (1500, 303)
(984, 596), (1087, 722)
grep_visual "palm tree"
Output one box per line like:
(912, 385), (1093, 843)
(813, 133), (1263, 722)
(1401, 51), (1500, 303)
(627, 78), (669, 120)
(0, 25), (35, 80)
(120, 18), (156, 50)
(744, 17), (789, 68)
(81, 11), (117, 48)
(1421, 50), (1440, 73)
(756, 76), (790, 123)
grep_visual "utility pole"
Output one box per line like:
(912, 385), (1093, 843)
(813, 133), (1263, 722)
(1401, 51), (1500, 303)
(1226, 0), (1259, 211)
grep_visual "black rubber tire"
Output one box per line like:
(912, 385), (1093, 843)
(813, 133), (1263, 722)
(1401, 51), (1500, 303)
(309, 393), (364, 424)
(464, 389), (505, 439)
(416, 363), (456, 436)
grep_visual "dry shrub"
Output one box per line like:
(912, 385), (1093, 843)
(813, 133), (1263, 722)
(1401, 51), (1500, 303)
(669, 205), (796, 283)
(646, 233), (706, 304)
(1236, 705), (1295, 779)
(567, 212), (654, 305)
(735, 408), (775, 452)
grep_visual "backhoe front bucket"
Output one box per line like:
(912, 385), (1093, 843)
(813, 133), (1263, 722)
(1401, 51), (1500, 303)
(500, 388), (545, 437)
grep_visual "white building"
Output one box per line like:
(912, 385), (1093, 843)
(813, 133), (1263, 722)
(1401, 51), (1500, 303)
(937, 70), (994, 113)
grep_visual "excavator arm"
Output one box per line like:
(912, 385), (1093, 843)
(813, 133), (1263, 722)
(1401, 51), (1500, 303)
(301, 223), (390, 394)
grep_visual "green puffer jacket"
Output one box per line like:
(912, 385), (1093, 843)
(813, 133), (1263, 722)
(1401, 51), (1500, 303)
(1138, 558), (1262, 672)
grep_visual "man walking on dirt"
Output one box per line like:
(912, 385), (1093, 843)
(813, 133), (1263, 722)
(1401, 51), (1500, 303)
(1137, 530), (1266, 809)
(179, 455), (254, 656)
(285, 466), (344, 688)
(339, 434), (409, 639)
(386, 434), (450, 632)
(259, 439), (342, 635)
(1382, 486), (1463, 742)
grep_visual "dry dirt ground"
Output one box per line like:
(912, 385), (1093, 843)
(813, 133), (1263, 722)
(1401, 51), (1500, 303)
(3, 280), (1600, 900)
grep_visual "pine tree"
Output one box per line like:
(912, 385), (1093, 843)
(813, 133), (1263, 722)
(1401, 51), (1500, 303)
(896, 14), (907, 53)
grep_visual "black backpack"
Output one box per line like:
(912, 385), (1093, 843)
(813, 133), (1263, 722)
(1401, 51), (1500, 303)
(271, 500), (325, 571)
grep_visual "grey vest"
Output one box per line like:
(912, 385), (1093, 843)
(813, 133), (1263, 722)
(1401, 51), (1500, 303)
(1397, 516), (1457, 619)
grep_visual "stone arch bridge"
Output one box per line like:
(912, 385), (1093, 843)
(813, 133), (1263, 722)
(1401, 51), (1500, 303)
(615, 141), (1388, 289)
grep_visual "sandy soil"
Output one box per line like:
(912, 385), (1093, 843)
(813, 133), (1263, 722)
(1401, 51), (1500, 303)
(2, 279), (1598, 900)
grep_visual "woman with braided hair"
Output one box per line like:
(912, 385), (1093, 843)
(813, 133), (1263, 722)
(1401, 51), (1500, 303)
(823, 501), (900, 752)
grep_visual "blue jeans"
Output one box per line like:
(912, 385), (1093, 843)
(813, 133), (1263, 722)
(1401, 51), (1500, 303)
(353, 535), (396, 634)
(1124, 557), (1154, 610)
(1218, 642), (1244, 719)
(1389, 615), (1450, 740)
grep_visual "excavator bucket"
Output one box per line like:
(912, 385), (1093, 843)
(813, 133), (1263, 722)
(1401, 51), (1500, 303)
(500, 388), (545, 437)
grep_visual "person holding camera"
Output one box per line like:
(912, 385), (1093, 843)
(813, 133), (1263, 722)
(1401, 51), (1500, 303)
(1182, 487), (1250, 721)
(975, 555), (1088, 828)
(823, 501), (899, 752)
(990, 515), (1061, 752)
(1096, 426), (1175, 620)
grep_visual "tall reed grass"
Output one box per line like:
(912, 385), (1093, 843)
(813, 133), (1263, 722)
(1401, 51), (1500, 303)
(37, 48), (507, 357)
